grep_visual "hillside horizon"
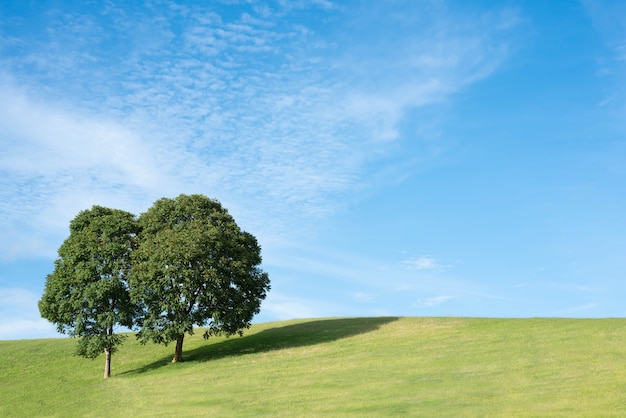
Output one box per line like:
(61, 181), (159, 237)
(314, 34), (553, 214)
(2, 317), (626, 416)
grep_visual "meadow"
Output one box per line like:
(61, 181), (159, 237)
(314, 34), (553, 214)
(2, 317), (626, 417)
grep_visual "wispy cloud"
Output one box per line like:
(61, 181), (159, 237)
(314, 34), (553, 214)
(0, 288), (59, 339)
(0, 81), (166, 258)
(401, 255), (460, 273)
(353, 292), (375, 303)
(581, 0), (626, 101)
(556, 302), (599, 315)
(403, 256), (440, 271)
(259, 293), (328, 321)
(0, 2), (522, 261)
(414, 295), (455, 308)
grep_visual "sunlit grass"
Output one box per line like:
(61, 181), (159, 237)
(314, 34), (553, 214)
(2, 317), (626, 416)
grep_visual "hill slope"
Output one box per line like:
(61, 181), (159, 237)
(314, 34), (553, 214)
(2, 317), (626, 417)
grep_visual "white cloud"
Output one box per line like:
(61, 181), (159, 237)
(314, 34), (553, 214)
(403, 256), (439, 271)
(0, 224), (57, 261)
(402, 256), (461, 273)
(0, 81), (170, 190)
(1, 3), (522, 263)
(556, 302), (599, 315)
(0, 288), (38, 311)
(0, 318), (60, 340)
(0, 82), (168, 259)
(258, 293), (321, 321)
(328, 4), (522, 144)
(257, 289), (367, 322)
(0, 288), (61, 340)
(0, 2), (522, 344)
(415, 295), (455, 308)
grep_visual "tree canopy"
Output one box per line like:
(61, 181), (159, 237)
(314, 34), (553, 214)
(39, 206), (139, 378)
(39, 195), (270, 372)
(129, 194), (270, 362)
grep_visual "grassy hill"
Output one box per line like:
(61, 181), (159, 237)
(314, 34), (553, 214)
(2, 317), (626, 417)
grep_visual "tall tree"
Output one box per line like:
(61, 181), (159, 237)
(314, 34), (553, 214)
(39, 206), (139, 378)
(130, 194), (270, 362)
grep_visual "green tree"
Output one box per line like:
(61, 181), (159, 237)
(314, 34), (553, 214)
(130, 194), (270, 362)
(39, 206), (139, 378)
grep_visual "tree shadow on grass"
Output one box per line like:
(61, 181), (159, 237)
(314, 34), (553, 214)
(122, 317), (398, 375)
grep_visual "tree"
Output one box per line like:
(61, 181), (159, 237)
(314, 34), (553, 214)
(39, 206), (139, 378)
(130, 194), (270, 362)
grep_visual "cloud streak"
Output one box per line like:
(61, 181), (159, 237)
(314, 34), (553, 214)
(0, 288), (59, 339)
(0, 2), (521, 261)
(402, 255), (461, 273)
(415, 295), (455, 308)
(0, 2), (528, 335)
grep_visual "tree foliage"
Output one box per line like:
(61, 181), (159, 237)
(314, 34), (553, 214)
(39, 206), (139, 378)
(130, 194), (270, 362)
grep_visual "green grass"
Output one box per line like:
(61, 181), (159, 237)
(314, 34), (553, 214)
(2, 317), (626, 416)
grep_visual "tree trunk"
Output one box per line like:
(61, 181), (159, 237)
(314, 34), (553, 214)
(104, 347), (111, 379)
(104, 325), (113, 379)
(172, 334), (184, 363)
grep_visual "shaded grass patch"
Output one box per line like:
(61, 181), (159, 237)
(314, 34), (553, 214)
(122, 317), (398, 374)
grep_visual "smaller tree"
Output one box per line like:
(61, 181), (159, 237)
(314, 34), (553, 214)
(39, 206), (139, 378)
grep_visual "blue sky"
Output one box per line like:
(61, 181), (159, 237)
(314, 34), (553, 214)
(1, 0), (625, 339)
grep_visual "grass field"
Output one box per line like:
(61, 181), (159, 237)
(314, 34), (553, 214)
(2, 317), (626, 417)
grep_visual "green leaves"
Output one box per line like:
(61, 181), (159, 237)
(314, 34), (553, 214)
(39, 206), (139, 363)
(129, 194), (270, 360)
(40, 194), (270, 368)
(76, 333), (126, 359)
